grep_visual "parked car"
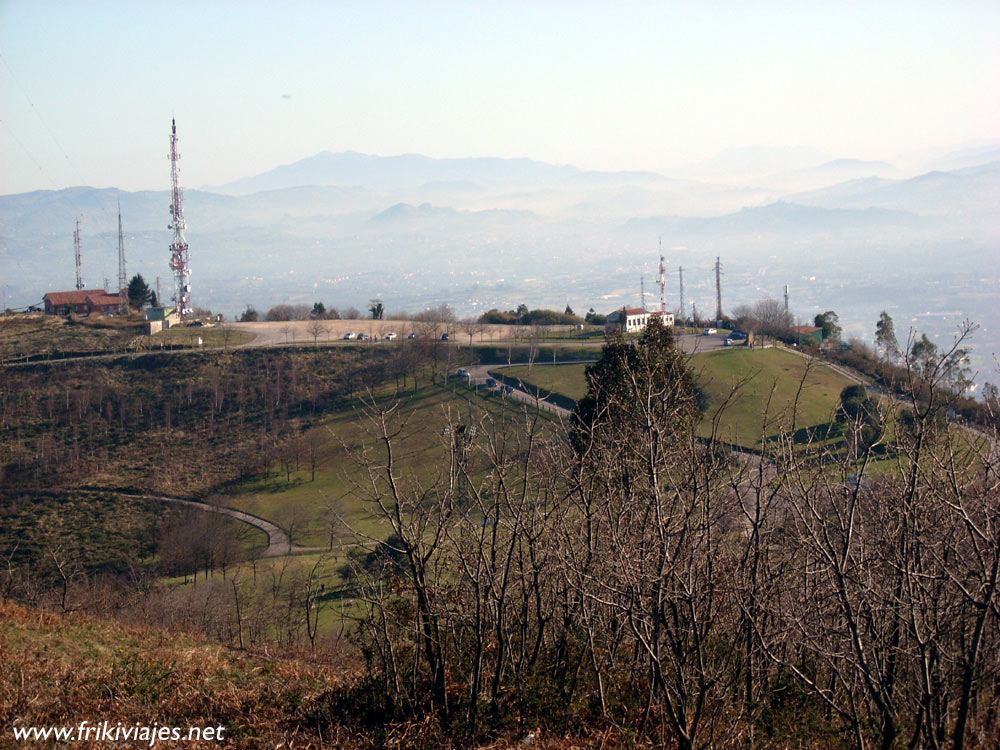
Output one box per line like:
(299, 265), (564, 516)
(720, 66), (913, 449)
(358, 333), (369, 340)
(703, 327), (717, 335)
(385, 332), (397, 340)
(343, 332), (355, 339)
(455, 368), (471, 380)
(408, 332), (418, 339)
(441, 333), (450, 341)
(485, 377), (498, 388)
(729, 329), (747, 340)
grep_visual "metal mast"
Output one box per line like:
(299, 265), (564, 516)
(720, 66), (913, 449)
(117, 198), (128, 313)
(168, 118), (191, 317)
(658, 243), (666, 314)
(73, 218), (83, 290)
(640, 276), (645, 310)
(714, 256), (723, 323)
(784, 284), (789, 312)
(678, 266), (684, 323)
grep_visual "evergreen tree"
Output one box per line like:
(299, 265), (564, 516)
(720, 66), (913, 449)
(127, 274), (153, 309)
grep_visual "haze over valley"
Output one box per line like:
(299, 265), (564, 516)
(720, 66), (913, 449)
(2, 146), (997, 382)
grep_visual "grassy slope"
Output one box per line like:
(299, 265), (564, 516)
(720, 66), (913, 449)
(0, 599), (345, 748)
(497, 347), (856, 448)
(223, 380), (543, 548)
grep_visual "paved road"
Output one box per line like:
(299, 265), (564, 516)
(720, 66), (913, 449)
(110, 491), (321, 558)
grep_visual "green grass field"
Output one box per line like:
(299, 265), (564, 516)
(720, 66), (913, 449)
(495, 347), (857, 449)
(223, 380), (542, 548)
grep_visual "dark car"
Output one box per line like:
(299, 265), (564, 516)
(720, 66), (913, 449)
(441, 333), (450, 341)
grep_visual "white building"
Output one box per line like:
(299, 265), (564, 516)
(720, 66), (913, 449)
(605, 308), (674, 333)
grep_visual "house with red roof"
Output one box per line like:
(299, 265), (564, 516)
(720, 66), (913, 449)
(43, 289), (125, 316)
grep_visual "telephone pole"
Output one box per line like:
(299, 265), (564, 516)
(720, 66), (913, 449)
(678, 266), (684, 324)
(714, 256), (723, 324)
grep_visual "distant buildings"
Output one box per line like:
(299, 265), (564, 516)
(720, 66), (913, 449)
(605, 308), (675, 334)
(42, 289), (122, 316)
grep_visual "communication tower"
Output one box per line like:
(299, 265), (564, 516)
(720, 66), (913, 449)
(73, 218), (83, 290)
(640, 276), (645, 310)
(658, 244), (666, 314)
(714, 256), (723, 323)
(168, 118), (191, 317)
(784, 284), (789, 313)
(117, 199), (128, 313)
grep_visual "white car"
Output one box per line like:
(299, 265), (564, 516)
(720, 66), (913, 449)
(703, 327), (717, 335)
(343, 332), (355, 340)
(384, 332), (397, 340)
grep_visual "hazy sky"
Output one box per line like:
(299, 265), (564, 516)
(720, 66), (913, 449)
(2, 0), (998, 194)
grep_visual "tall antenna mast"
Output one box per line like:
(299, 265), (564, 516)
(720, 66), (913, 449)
(640, 275), (645, 310)
(714, 256), (723, 323)
(784, 284), (789, 312)
(117, 198), (128, 313)
(658, 240), (666, 314)
(73, 217), (83, 290)
(678, 266), (684, 323)
(168, 118), (191, 317)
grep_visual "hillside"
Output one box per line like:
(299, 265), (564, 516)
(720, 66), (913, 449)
(0, 599), (346, 748)
(497, 346), (857, 448)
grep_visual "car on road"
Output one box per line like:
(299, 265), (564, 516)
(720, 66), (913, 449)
(343, 332), (356, 340)
(408, 332), (418, 339)
(385, 332), (397, 340)
(441, 333), (450, 341)
(454, 368), (471, 380)
(502, 384), (514, 394)
(358, 333), (370, 340)
(485, 377), (498, 388)
(703, 327), (717, 335)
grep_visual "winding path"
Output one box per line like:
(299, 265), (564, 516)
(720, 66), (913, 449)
(105, 491), (323, 558)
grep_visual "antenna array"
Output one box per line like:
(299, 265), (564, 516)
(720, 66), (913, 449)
(168, 119), (191, 317)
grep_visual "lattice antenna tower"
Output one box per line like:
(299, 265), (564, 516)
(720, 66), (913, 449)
(73, 217), (83, 290)
(168, 118), (191, 317)
(117, 198), (128, 313)
(678, 266), (684, 323)
(714, 256), (723, 323)
(658, 239), (666, 314)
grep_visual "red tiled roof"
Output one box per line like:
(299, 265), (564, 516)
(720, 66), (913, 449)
(623, 308), (648, 315)
(792, 325), (822, 333)
(44, 289), (109, 305)
(85, 293), (123, 307)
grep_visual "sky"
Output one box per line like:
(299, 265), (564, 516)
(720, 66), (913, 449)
(1, 0), (998, 195)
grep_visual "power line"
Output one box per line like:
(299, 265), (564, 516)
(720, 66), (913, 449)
(0, 51), (89, 187)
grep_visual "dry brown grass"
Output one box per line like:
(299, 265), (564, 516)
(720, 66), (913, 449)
(0, 599), (652, 749)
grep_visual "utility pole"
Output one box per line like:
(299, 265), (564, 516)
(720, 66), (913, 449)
(73, 218), (83, 290)
(714, 256), (723, 324)
(168, 118), (191, 317)
(117, 198), (128, 313)
(678, 266), (684, 324)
